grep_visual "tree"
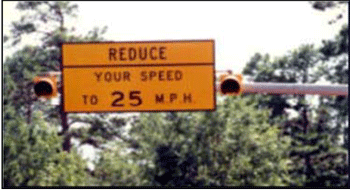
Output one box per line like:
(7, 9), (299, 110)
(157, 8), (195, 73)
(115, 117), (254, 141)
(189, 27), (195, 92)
(92, 144), (143, 186)
(318, 25), (348, 148)
(241, 27), (348, 187)
(4, 1), (81, 152)
(242, 44), (321, 120)
(241, 3), (349, 184)
(3, 109), (91, 186)
(3, 1), (117, 153)
(310, 1), (348, 25)
(3, 2), (144, 187)
(2, 1), (130, 186)
(3, 46), (58, 125)
(111, 96), (292, 186)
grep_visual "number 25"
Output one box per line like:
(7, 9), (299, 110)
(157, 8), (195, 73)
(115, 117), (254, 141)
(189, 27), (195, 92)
(111, 91), (142, 107)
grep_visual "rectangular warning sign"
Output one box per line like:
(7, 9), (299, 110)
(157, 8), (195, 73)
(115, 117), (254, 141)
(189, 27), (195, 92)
(61, 40), (215, 112)
(63, 65), (215, 112)
(62, 40), (214, 67)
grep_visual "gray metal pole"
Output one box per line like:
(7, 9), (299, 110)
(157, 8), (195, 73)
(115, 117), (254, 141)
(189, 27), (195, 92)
(216, 82), (348, 96)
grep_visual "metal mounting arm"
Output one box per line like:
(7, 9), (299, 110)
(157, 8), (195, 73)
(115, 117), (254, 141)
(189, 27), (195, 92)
(216, 82), (348, 96)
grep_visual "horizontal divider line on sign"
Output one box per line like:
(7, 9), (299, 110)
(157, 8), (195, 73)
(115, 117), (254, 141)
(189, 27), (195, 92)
(63, 63), (215, 68)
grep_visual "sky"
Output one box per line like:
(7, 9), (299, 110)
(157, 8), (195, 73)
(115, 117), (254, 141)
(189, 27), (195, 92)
(2, 1), (348, 73)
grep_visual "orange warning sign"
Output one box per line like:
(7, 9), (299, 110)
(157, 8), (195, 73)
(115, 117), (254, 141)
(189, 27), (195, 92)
(61, 40), (215, 112)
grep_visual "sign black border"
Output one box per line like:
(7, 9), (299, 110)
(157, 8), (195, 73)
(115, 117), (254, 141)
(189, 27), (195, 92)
(60, 39), (216, 113)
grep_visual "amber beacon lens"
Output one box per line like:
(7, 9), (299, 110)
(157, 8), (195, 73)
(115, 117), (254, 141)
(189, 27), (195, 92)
(33, 76), (57, 99)
(219, 74), (243, 95)
(34, 81), (53, 96)
(220, 78), (240, 94)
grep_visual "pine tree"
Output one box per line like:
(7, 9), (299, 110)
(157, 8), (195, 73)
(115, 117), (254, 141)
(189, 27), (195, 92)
(3, 107), (91, 186)
(2, 1), (127, 186)
(108, 96), (292, 186)
(3, 1), (132, 155)
(242, 28), (348, 186)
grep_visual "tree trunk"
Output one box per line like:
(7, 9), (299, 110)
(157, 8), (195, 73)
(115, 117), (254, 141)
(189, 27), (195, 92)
(26, 87), (32, 125)
(302, 107), (315, 185)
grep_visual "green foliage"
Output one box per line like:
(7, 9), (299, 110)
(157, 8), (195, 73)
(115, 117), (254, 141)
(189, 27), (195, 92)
(9, 2), (77, 45)
(3, 1), (111, 186)
(242, 23), (348, 187)
(319, 25), (348, 83)
(93, 146), (143, 186)
(284, 107), (348, 187)
(243, 44), (321, 122)
(3, 46), (57, 120)
(310, 1), (348, 24)
(244, 44), (321, 84)
(4, 0), (111, 149)
(3, 111), (91, 186)
(5, 1), (107, 49)
(122, 96), (291, 186)
(318, 25), (348, 150)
